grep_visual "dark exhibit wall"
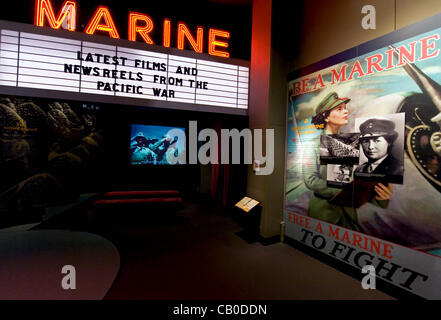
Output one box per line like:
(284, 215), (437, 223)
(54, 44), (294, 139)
(94, 102), (199, 193)
(100, 102), (248, 194)
(0, 93), (248, 225)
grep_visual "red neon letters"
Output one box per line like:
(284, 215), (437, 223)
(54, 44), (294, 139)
(35, 0), (76, 31)
(177, 23), (203, 53)
(128, 12), (154, 44)
(208, 29), (230, 58)
(163, 19), (171, 48)
(84, 6), (120, 39)
(34, 0), (231, 58)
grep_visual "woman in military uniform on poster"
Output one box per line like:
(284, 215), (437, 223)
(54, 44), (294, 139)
(302, 92), (393, 231)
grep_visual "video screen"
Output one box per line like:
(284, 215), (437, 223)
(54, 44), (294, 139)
(130, 124), (186, 165)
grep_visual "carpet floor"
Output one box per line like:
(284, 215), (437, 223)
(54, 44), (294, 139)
(87, 198), (395, 300)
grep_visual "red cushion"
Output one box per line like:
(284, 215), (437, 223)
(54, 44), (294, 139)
(103, 190), (180, 197)
(93, 197), (182, 206)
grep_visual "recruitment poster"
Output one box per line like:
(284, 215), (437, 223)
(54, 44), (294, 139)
(285, 17), (441, 299)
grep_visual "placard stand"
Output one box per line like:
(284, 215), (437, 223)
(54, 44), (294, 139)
(234, 197), (262, 243)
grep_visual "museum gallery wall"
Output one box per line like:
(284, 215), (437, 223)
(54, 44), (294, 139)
(285, 13), (441, 299)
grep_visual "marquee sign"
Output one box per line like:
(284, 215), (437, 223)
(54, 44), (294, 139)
(0, 21), (249, 114)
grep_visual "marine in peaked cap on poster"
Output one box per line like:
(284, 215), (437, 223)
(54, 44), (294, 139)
(355, 118), (404, 182)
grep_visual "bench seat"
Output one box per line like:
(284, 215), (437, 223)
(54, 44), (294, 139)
(103, 190), (180, 198)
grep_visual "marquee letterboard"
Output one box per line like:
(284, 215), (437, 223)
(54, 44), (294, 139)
(0, 23), (249, 113)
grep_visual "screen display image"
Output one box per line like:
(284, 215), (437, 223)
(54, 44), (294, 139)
(130, 124), (186, 165)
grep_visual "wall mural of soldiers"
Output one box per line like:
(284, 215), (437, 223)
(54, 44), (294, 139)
(0, 96), (102, 227)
